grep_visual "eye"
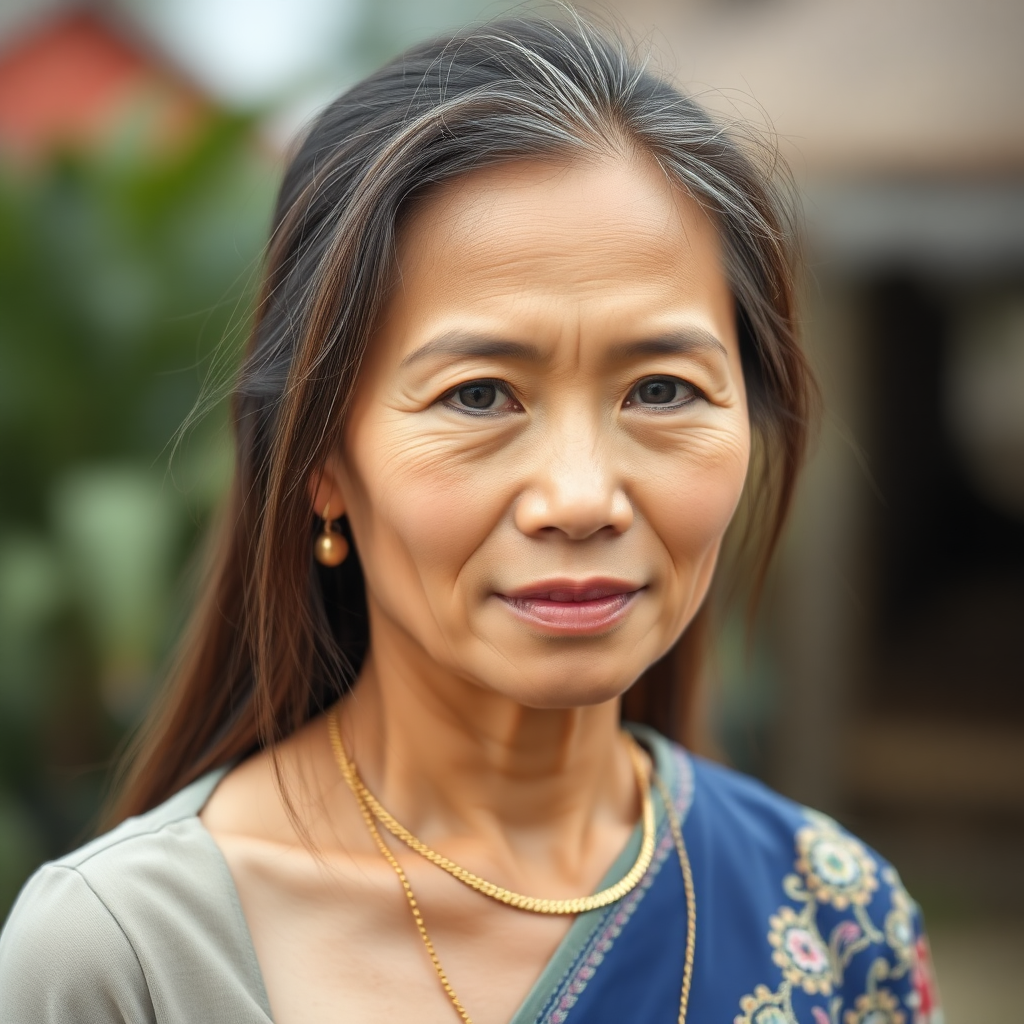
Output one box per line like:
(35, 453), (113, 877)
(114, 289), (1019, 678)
(443, 379), (521, 415)
(624, 375), (700, 410)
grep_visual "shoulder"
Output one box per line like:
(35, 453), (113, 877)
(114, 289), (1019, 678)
(679, 744), (919, 929)
(644, 730), (812, 872)
(683, 750), (902, 916)
(0, 769), (268, 1022)
(668, 746), (941, 1023)
(0, 862), (154, 1023)
(15, 768), (230, 923)
(688, 749), (807, 836)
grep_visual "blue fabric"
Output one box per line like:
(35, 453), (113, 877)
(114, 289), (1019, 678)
(531, 746), (940, 1024)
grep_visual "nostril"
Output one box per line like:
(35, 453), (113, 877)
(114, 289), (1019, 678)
(513, 476), (632, 540)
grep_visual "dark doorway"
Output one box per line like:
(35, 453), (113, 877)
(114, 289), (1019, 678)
(863, 276), (1024, 725)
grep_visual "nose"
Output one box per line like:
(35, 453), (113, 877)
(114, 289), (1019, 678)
(514, 423), (633, 541)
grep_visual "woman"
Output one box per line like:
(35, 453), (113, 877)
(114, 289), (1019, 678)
(0, 16), (939, 1024)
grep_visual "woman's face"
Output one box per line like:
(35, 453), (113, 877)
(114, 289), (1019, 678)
(329, 154), (750, 708)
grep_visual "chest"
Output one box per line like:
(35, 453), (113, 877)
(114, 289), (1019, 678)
(218, 837), (577, 1024)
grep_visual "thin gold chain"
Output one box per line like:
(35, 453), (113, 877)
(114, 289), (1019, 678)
(327, 709), (695, 1024)
(346, 760), (475, 1024)
(328, 708), (655, 915)
(654, 770), (696, 1024)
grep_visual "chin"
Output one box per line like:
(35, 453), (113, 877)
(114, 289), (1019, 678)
(487, 658), (642, 710)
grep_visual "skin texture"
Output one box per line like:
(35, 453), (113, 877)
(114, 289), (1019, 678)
(201, 152), (750, 1024)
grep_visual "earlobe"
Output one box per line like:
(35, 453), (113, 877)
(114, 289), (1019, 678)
(309, 455), (347, 522)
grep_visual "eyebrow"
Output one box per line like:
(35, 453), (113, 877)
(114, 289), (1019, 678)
(400, 331), (541, 368)
(605, 328), (729, 362)
(399, 326), (728, 369)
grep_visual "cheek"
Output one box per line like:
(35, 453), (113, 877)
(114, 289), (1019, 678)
(344, 416), (513, 590)
(640, 424), (751, 568)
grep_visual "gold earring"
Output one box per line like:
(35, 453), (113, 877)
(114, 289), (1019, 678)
(314, 503), (349, 567)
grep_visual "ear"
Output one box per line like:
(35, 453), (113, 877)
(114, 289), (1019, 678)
(309, 453), (347, 522)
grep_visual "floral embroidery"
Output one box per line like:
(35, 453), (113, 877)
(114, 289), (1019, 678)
(736, 983), (799, 1024)
(768, 906), (833, 995)
(795, 812), (879, 911)
(734, 811), (938, 1024)
(843, 987), (906, 1024)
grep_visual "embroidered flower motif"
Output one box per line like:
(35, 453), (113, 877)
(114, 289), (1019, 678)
(842, 987), (906, 1024)
(768, 906), (833, 995)
(796, 814), (879, 910)
(735, 984), (797, 1024)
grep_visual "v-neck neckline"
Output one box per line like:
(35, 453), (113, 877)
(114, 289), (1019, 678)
(506, 725), (688, 1024)
(190, 725), (691, 1024)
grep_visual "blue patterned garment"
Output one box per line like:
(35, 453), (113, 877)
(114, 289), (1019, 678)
(512, 728), (942, 1024)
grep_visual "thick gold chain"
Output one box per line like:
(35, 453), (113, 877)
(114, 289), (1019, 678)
(327, 708), (695, 1024)
(328, 708), (655, 915)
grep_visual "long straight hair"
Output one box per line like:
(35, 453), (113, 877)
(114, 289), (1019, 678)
(110, 14), (815, 821)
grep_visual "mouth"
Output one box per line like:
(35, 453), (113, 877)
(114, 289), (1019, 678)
(497, 578), (644, 635)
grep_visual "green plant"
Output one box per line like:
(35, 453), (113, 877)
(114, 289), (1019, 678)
(0, 112), (275, 917)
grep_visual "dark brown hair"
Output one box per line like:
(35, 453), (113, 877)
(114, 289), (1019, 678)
(111, 14), (815, 820)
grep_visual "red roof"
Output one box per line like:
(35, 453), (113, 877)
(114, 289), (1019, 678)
(0, 9), (206, 159)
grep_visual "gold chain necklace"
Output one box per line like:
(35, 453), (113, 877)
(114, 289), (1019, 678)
(327, 709), (695, 1023)
(328, 709), (654, 914)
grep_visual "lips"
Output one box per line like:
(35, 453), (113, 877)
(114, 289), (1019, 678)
(498, 578), (643, 634)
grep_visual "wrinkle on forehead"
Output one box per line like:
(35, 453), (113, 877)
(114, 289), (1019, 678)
(396, 152), (721, 297)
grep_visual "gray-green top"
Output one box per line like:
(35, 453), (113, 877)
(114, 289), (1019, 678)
(0, 728), (678, 1023)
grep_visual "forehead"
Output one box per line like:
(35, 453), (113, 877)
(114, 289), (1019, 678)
(376, 153), (736, 359)
(397, 154), (725, 290)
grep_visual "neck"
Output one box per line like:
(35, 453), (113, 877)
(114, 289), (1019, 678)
(338, 641), (638, 858)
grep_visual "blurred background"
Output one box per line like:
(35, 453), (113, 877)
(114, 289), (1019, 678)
(0, 0), (1020, 1017)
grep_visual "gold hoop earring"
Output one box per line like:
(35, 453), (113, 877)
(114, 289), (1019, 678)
(314, 503), (349, 567)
